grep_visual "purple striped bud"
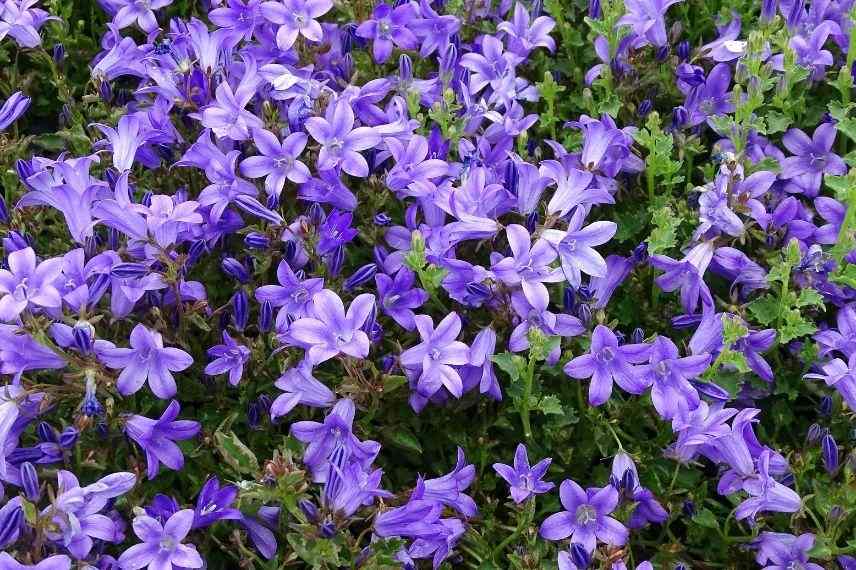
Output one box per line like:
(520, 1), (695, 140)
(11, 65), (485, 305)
(140, 191), (153, 207)
(822, 433), (839, 473)
(15, 158), (33, 182)
(307, 202), (326, 226)
(299, 500), (319, 522)
(244, 232), (270, 249)
(266, 192), (280, 210)
(682, 500), (696, 517)
(0, 195), (8, 224)
(340, 23), (354, 54)
(819, 395), (833, 416)
(247, 401), (261, 429)
(111, 262), (150, 279)
(689, 379), (731, 400)
(99, 80), (113, 104)
(504, 161), (519, 196)
(588, 0), (601, 18)
(3, 231), (29, 252)
(807, 423), (824, 444)
(787, 0), (803, 28)
(632, 242), (649, 263)
(440, 43), (458, 79)
(327, 245), (345, 277)
(37, 422), (57, 443)
(373, 245), (389, 267)
(234, 195), (284, 225)
(232, 290), (249, 331)
(259, 300), (273, 332)
(577, 304), (592, 325)
(399, 54), (413, 83)
(631, 327), (645, 344)
(0, 502), (23, 548)
(563, 287), (576, 313)
(672, 106), (688, 129)
(655, 45), (670, 61)
(187, 240), (208, 265)
(222, 257), (250, 283)
(257, 394), (272, 412)
(320, 521), (337, 538)
(88, 273), (111, 306)
(345, 263), (377, 291)
(107, 227), (120, 250)
(761, 0), (777, 21)
(677, 40), (690, 61)
(525, 211), (539, 233)
(570, 543), (590, 569)
(59, 426), (79, 448)
(20, 462), (39, 501)
(465, 282), (490, 302)
(73, 322), (94, 355)
(373, 212), (392, 226)
(638, 99), (653, 117)
(405, 204), (419, 229)
(7, 446), (42, 464)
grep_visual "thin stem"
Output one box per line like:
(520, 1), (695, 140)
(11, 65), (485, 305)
(520, 352), (536, 440)
(491, 499), (535, 562)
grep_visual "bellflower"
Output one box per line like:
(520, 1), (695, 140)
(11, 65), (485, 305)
(0, 247), (63, 322)
(304, 97), (381, 177)
(286, 289), (375, 364)
(540, 479), (628, 553)
(412, 447), (478, 518)
(269, 362), (336, 419)
(400, 312), (471, 399)
(491, 224), (564, 312)
(256, 260), (324, 320)
(0, 554), (71, 570)
(814, 304), (856, 358)
(609, 452), (668, 528)
(542, 210), (617, 288)
(563, 324), (651, 406)
(650, 240), (715, 314)
(410, 0), (460, 57)
(260, 0), (333, 50)
(0, 91), (30, 131)
(804, 353), (856, 412)
(99, 324), (193, 399)
(493, 443), (554, 503)
(355, 2), (419, 64)
(111, 0), (171, 32)
(752, 532), (823, 570)
(204, 331), (251, 386)
(240, 129), (310, 196)
(618, 0), (683, 46)
(124, 400), (201, 480)
(192, 476), (241, 529)
(497, 2), (556, 56)
(376, 268), (429, 330)
(117, 509), (203, 570)
(780, 123), (846, 196)
(639, 336), (711, 420)
(200, 57), (263, 141)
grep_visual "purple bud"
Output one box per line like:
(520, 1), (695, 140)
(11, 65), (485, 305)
(73, 322), (94, 355)
(655, 45), (670, 61)
(256, 394), (272, 413)
(830, 505), (845, 521)
(59, 426), (79, 448)
(563, 287), (576, 313)
(677, 40), (690, 61)
(140, 191), (153, 207)
(465, 281), (490, 302)
(632, 242), (649, 263)
(525, 211), (539, 234)
(3, 231), (29, 252)
(577, 286), (593, 302)
(188, 240), (208, 265)
(107, 227), (120, 250)
(381, 354), (396, 373)
(99, 80), (113, 104)
(244, 232), (270, 249)
(345, 263), (378, 291)
(266, 193), (280, 210)
(235, 195), (284, 225)
(588, 0), (601, 18)
(822, 433), (839, 473)
(37, 422), (57, 443)
(819, 395), (833, 416)
(806, 423), (824, 444)
(620, 468), (636, 493)
(615, 331), (626, 346)
(638, 99), (653, 117)
(340, 23), (354, 54)
(373, 212), (392, 226)
(232, 290), (249, 331)
(440, 43), (458, 79)
(88, 273), (111, 306)
(327, 245), (345, 277)
(320, 521), (336, 538)
(15, 159), (33, 184)
(682, 500), (696, 517)
(672, 106), (688, 129)
(308, 202), (325, 226)
(222, 257), (250, 283)
(689, 379), (731, 400)
(373, 245), (389, 267)
(760, 0), (776, 21)
(504, 161), (519, 196)
(111, 262), (150, 279)
(0, 195), (8, 224)
(570, 543), (590, 569)
(399, 54), (413, 84)
(405, 204), (419, 229)
(0, 503), (23, 548)
(577, 304), (592, 326)
(299, 500), (319, 522)
(20, 462), (39, 501)
(259, 300), (273, 332)
(787, 0), (803, 28)
(631, 327), (645, 344)
(247, 401), (261, 429)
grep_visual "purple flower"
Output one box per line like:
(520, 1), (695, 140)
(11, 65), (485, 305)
(125, 400), (201, 480)
(682, 63), (734, 128)
(410, 0), (460, 58)
(0, 553), (71, 569)
(118, 509), (203, 569)
(99, 324), (193, 399)
(650, 241), (715, 314)
(400, 312), (471, 399)
(304, 97), (381, 177)
(804, 354), (856, 413)
(639, 336), (710, 420)
(256, 260), (324, 320)
(609, 452), (667, 529)
(286, 289), (375, 364)
(204, 331), (251, 386)
(270, 362), (336, 419)
(492, 224), (564, 311)
(192, 476), (241, 529)
(734, 451), (801, 521)
(412, 447), (478, 517)
(0, 247), (63, 322)
(317, 210), (358, 255)
(815, 304), (856, 358)
(460, 35), (522, 95)
(780, 123), (846, 196)
(385, 134), (449, 192)
(240, 129), (310, 197)
(0, 91), (30, 131)
(91, 114), (145, 172)
(355, 2), (419, 64)
(0, 1), (54, 49)
(564, 324), (650, 406)
(752, 532), (823, 570)
(111, 0), (171, 32)
(493, 443), (554, 503)
(200, 58), (263, 141)
(540, 479), (628, 553)
(209, 0), (263, 44)
(460, 326), (501, 399)
(376, 268), (429, 331)
(539, 160), (608, 217)
(618, 0), (683, 46)
(542, 211), (617, 288)
(497, 2), (556, 56)
(260, 0), (333, 50)
(290, 398), (380, 482)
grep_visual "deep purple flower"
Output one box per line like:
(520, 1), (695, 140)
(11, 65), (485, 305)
(540, 479), (628, 553)
(412, 447), (478, 517)
(639, 336), (710, 420)
(780, 123), (846, 196)
(305, 97), (380, 176)
(564, 325), (650, 406)
(240, 129), (310, 197)
(400, 312), (470, 399)
(317, 210), (358, 255)
(286, 289), (375, 364)
(376, 268), (429, 330)
(493, 443), (554, 503)
(118, 509), (203, 569)
(192, 476), (241, 529)
(204, 331), (251, 386)
(125, 400), (201, 480)
(99, 324), (193, 399)
(355, 2), (419, 64)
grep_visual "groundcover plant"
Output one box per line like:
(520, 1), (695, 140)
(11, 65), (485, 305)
(2, 0), (856, 567)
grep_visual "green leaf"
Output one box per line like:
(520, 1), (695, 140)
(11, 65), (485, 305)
(795, 288), (825, 309)
(382, 374), (407, 394)
(746, 294), (780, 325)
(214, 430), (260, 475)
(692, 508), (720, 530)
(383, 427), (423, 455)
(492, 352), (525, 382)
(536, 395), (565, 416)
(645, 205), (681, 256)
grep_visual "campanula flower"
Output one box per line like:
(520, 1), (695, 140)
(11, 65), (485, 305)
(609, 452), (668, 528)
(118, 509), (203, 569)
(100, 324), (194, 399)
(540, 479), (628, 553)
(412, 447), (478, 518)
(199, 57), (263, 141)
(260, 0), (333, 50)
(376, 268), (429, 331)
(286, 289), (375, 364)
(0, 553), (72, 569)
(111, 0), (171, 32)
(125, 400), (201, 480)
(542, 210), (617, 288)
(400, 312), (471, 399)
(492, 224), (564, 312)
(91, 114), (146, 172)
(618, 0), (683, 46)
(639, 336), (711, 420)
(0, 247), (63, 322)
(304, 97), (381, 177)
(204, 331), (251, 386)
(192, 476), (241, 529)
(493, 443), (554, 503)
(651, 241), (715, 314)
(269, 362), (336, 419)
(240, 129), (310, 197)
(564, 324), (650, 406)
(355, 2), (419, 64)
(780, 123), (846, 196)
(497, 2), (556, 56)
(255, 260), (324, 320)
(0, 91), (30, 131)
(752, 532), (823, 570)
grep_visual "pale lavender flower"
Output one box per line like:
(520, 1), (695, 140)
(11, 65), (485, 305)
(240, 129), (310, 197)
(99, 324), (193, 399)
(118, 509), (203, 569)
(0, 247), (63, 322)
(0, 91), (30, 131)
(540, 479), (628, 553)
(493, 443), (554, 503)
(752, 532), (823, 570)
(0, 553), (71, 569)
(260, 0), (332, 50)
(497, 2), (556, 56)
(0, 0), (54, 48)
(542, 210), (617, 288)
(200, 57), (263, 141)
(639, 336), (710, 420)
(492, 224), (564, 312)
(269, 362), (336, 419)
(111, 0), (171, 32)
(650, 241), (715, 314)
(618, 0), (683, 46)
(412, 447), (478, 517)
(286, 289), (375, 364)
(400, 312), (470, 399)
(304, 97), (381, 177)
(204, 331), (251, 386)
(780, 123), (846, 196)
(255, 259), (324, 320)
(91, 114), (147, 172)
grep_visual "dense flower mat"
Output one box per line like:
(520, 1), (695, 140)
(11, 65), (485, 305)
(0, 0), (855, 567)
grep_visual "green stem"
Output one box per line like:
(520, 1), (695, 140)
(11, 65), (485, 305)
(491, 498), (536, 562)
(520, 353), (536, 440)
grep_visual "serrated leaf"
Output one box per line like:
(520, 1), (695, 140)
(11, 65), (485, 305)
(492, 352), (525, 382)
(747, 294), (780, 325)
(214, 430), (259, 475)
(536, 395), (564, 416)
(646, 206), (681, 256)
(796, 288), (824, 309)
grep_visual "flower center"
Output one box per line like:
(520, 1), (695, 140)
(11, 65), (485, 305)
(596, 346), (616, 363)
(159, 537), (176, 551)
(655, 360), (670, 377)
(575, 504), (597, 526)
(430, 348), (442, 360)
